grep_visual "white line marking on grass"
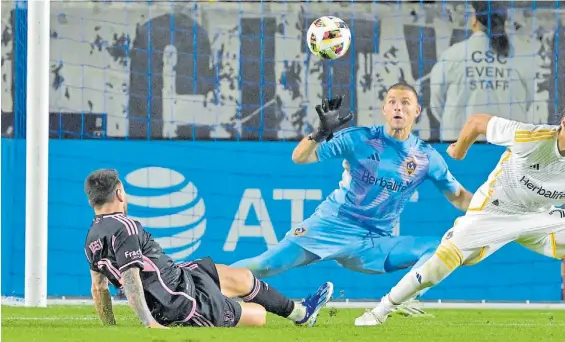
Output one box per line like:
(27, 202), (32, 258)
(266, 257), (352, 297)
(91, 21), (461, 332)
(3, 317), (98, 321)
(406, 322), (565, 327)
(4, 318), (564, 328)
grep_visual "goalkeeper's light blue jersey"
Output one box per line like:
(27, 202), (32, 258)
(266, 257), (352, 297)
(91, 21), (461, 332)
(315, 126), (461, 235)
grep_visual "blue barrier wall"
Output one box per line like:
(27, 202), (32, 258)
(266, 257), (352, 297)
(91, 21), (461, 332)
(2, 138), (562, 301)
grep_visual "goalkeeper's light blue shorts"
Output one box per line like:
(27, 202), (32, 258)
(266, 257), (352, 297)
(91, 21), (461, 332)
(285, 212), (440, 274)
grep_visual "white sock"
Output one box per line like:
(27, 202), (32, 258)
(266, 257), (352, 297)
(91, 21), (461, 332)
(287, 302), (307, 322)
(388, 270), (426, 304)
(388, 251), (455, 304)
(371, 295), (397, 316)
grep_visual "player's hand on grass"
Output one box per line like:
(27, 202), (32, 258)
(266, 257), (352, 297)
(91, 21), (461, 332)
(311, 95), (354, 142)
(148, 321), (169, 329)
(447, 143), (466, 160)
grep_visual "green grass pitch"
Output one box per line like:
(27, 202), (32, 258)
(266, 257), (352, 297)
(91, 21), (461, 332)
(2, 305), (564, 342)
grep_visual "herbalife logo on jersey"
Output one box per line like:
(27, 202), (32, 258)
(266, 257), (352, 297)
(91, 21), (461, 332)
(520, 176), (565, 200)
(362, 171), (412, 192)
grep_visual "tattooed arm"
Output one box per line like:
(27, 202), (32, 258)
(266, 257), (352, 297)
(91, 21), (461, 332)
(121, 267), (167, 328)
(112, 219), (167, 328)
(90, 270), (116, 325)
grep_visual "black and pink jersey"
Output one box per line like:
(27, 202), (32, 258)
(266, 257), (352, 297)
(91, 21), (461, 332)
(84, 212), (197, 323)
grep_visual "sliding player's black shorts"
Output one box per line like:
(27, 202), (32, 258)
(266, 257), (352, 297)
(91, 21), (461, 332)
(176, 257), (242, 327)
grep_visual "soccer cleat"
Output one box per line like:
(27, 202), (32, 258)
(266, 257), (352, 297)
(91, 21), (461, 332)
(354, 309), (388, 326)
(354, 296), (395, 326)
(295, 281), (334, 327)
(395, 299), (434, 318)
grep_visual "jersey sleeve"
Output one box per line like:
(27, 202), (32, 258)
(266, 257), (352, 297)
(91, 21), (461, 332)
(316, 127), (368, 161)
(427, 148), (461, 195)
(485, 116), (522, 146)
(85, 234), (104, 272)
(112, 218), (144, 272)
(84, 247), (98, 272)
(486, 116), (556, 154)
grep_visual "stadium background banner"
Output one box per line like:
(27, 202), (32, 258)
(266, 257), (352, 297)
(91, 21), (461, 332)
(2, 1), (565, 140)
(1, 1), (564, 301)
(2, 139), (564, 301)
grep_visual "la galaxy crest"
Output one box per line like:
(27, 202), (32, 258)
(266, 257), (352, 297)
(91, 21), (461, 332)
(405, 157), (417, 176)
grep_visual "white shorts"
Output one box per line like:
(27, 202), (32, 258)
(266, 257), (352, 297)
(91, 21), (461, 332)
(441, 207), (565, 265)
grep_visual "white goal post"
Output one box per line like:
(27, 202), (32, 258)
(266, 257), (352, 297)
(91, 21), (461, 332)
(24, 0), (50, 308)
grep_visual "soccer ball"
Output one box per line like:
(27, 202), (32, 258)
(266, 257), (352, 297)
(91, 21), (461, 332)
(307, 16), (351, 60)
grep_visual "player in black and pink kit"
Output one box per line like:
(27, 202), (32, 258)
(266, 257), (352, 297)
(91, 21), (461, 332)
(84, 169), (333, 328)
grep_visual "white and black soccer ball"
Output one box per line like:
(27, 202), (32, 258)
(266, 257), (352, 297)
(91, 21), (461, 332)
(307, 16), (351, 60)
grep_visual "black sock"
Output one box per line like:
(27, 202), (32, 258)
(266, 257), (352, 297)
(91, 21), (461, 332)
(241, 276), (295, 318)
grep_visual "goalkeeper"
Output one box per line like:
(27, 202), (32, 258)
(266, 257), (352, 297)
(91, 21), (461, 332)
(232, 83), (474, 315)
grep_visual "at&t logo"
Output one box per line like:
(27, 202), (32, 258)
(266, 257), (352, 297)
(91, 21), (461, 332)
(124, 167), (206, 261)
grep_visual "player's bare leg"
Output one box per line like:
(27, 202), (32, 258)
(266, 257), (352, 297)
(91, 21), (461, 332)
(216, 264), (333, 327)
(215, 264), (255, 298)
(236, 302), (267, 327)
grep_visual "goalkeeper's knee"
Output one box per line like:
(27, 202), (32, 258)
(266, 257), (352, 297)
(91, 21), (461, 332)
(416, 242), (463, 287)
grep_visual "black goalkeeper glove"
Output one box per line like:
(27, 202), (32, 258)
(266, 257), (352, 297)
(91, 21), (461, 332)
(310, 95), (354, 143)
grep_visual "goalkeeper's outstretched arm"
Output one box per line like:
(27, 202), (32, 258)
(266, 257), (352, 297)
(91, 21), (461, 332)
(291, 136), (320, 164)
(90, 270), (116, 326)
(292, 95), (353, 164)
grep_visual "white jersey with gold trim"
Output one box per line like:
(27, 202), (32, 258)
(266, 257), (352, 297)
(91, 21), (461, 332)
(467, 117), (565, 214)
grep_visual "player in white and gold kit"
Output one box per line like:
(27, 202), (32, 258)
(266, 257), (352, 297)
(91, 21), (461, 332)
(355, 113), (565, 326)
